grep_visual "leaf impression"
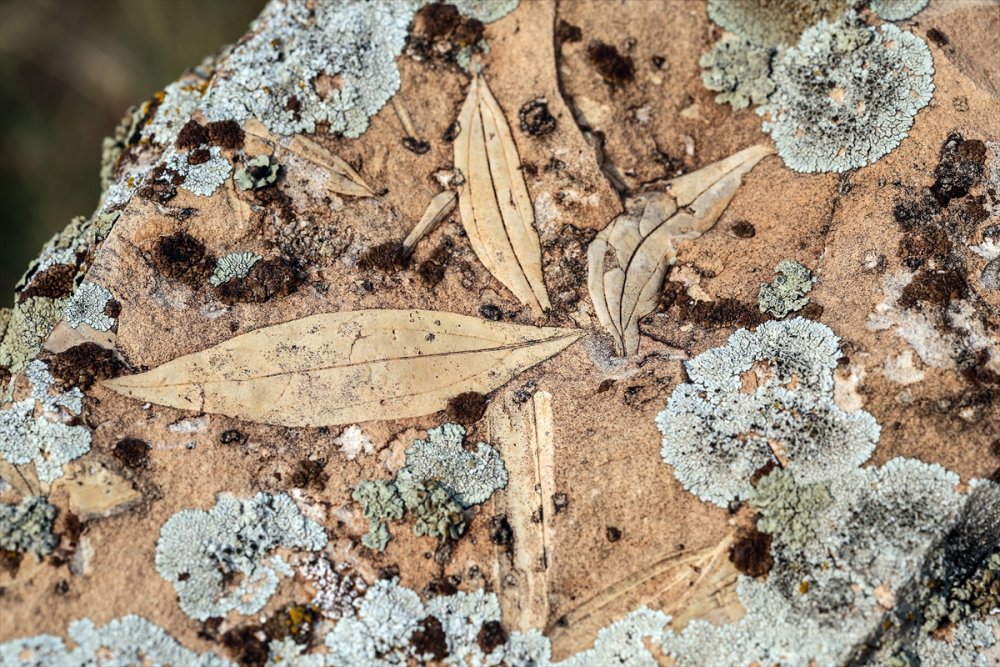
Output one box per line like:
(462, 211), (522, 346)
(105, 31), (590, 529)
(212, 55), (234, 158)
(243, 118), (375, 197)
(103, 310), (581, 428)
(454, 74), (551, 317)
(587, 145), (773, 356)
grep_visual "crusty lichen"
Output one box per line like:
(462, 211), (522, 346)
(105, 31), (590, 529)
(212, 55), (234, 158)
(700, 36), (776, 109)
(870, 0), (929, 21)
(749, 467), (831, 550)
(209, 251), (262, 286)
(0, 615), (233, 667)
(234, 155), (279, 191)
(144, 80), (208, 146)
(163, 146), (232, 197)
(155, 492), (327, 621)
(706, 0), (849, 47)
(758, 259), (816, 318)
(759, 11), (934, 172)
(0, 297), (67, 376)
(0, 495), (58, 557)
(657, 318), (879, 506)
(64, 283), (115, 331)
(352, 480), (404, 551)
(401, 480), (467, 541)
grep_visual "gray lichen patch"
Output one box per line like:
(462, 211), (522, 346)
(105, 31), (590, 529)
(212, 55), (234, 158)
(162, 146), (232, 197)
(707, 0), (849, 47)
(64, 283), (116, 331)
(758, 259), (816, 318)
(749, 468), (831, 550)
(154, 492), (327, 621)
(700, 36), (776, 110)
(208, 252), (262, 287)
(396, 422), (508, 508)
(352, 479), (404, 551)
(234, 155), (279, 191)
(657, 318), (879, 506)
(0, 297), (67, 376)
(759, 11), (935, 173)
(0, 495), (58, 557)
(0, 615), (233, 667)
(870, 0), (929, 21)
(143, 80), (208, 146)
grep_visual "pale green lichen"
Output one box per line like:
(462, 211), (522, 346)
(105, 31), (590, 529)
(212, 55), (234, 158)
(0, 615), (233, 667)
(0, 297), (67, 375)
(706, 0), (849, 47)
(700, 36), (776, 109)
(64, 283), (115, 331)
(749, 468), (831, 550)
(657, 318), (879, 506)
(0, 496), (58, 557)
(352, 479), (404, 551)
(234, 155), (279, 191)
(155, 492), (327, 621)
(401, 480), (467, 541)
(758, 259), (816, 318)
(759, 11), (935, 173)
(209, 251), (262, 286)
(870, 0), (929, 22)
(395, 422), (508, 508)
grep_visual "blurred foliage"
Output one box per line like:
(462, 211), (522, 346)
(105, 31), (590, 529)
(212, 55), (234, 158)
(0, 0), (264, 306)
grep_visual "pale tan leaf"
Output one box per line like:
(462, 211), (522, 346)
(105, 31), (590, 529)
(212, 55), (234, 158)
(401, 191), (457, 258)
(53, 460), (142, 520)
(588, 145), (773, 356)
(103, 310), (581, 428)
(243, 118), (375, 197)
(455, 75), (550, 317)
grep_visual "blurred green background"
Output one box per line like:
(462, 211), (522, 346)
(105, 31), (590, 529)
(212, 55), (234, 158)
(0, 0), (264, 307)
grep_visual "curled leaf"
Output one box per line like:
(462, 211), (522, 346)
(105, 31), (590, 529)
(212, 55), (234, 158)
(402, 191), (457, 258)
(455, 74), (550, 317)
(588, 145), (773, 356)
(103, 310), (580, 428)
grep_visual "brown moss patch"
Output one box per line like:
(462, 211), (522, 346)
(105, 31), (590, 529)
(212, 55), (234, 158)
(586, 41), (635, 86)
(446, 391), (488, 423)
(207, 120), (245, 150)
(221, 625), (268, 667)
(290, 459), (329, 492)
(113, 438), (150, 469)
(152, 231), (214, 287)
(18, 264), (78, 302)
(407, 3), (485, 66)
(216, 257), (302, 305)
(412, 615), (449, 661)
(729, 526), (774, 578)
(359, 241), (406, 272)
(476, 620), (508, 655)
(175, 119), (209, 149)
(46, 343), (125, 390)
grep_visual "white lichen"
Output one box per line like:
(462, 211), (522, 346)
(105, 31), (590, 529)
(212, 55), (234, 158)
(209, 251), (262, 286)
(706, 0), (849, 47)
(143, 80), (207, 146)
(64, 283), (115, 331)
(0, 397), (91, 484)
(395, 422), (508, 508)
(657, 318), (879, 506)
(163, 146), (232, 197)
(0, 615), (232, 667)
(870, 0), (929, 21)
(759, 11), (934, 172)
(155, 492), (327, 621)
(334, 424), (374, 460)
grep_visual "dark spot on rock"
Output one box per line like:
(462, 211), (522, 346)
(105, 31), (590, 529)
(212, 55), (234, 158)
(175, 119), (209, 150)
(729, 526), (774, 578)
(221, 429), (247, 446)
(731, 220), (756, 238)
(18, 264), (77, 302)
(442, 121), (460, 142)
(660, 281), (766, 329)
(198, 618), (224, 642)
(284, 95), (303, 120)
(0, 550), (22, 578)
(519, 98), (557, 137)
(522, 162), (538, 177)
(138, 163), (178, 203)
(378, 564), (400, 580)
(113, 438), (150, 469)
(402, 137), (431, 154)
(991, 439), (1000, 458)
(359, 241), (406, 272)
(555, 615), (569, 628)
(207, 120), (245, 150)
(412, 616), (449, 660)
(104, 298), (122, 319)
(477, 620), (508, 654)
(490, 515), (513, 546)
(556, 20), (582, 44)
(408, 3), (485, 65)
(899, 267), (969, 308)
(418, 242), (452, 286)
(597, 378), (615, 393)
(187, 147), (212, 165)
(606, 526), (622, 542)
(221, 625), (268, 667)
(926, 27), (949, 47)
(54, 579), (69, 595)
(424, 576), (459, 597)
(252, 184), (296, 224)
(552, 492), (569, 514)
(290, 459), (329, 491)
(750, 460), (778, 486)
(479, 304), (503, 321)
(446, 391), (488, 423)
(153, 231), (214, 287)
(800, 302), (824, 320)
(216, 257), (302, 304)
(931, 133), (986, 205)
(587, 41), (635, 86)
(651, 55), (666, 69)
(545, 157), (565, 172)
(47, 343), (125, 390)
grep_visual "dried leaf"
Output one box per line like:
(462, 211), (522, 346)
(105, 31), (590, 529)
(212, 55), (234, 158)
(243, 118), (375, 197)
(588, 145), (773, 355)
(103, 310), (580, 428)
(402, 191), (457, 258)
(455, 74), (550, 317)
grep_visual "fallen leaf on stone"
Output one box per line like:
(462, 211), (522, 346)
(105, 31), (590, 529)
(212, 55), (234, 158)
(588, 145), (773, 355)
(455, 74), (550, 317)
(402, 191), (457, 258)
(244, 118), (375, 197)
(103, 310), (581, 427)
(53, 461), (142, 520)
